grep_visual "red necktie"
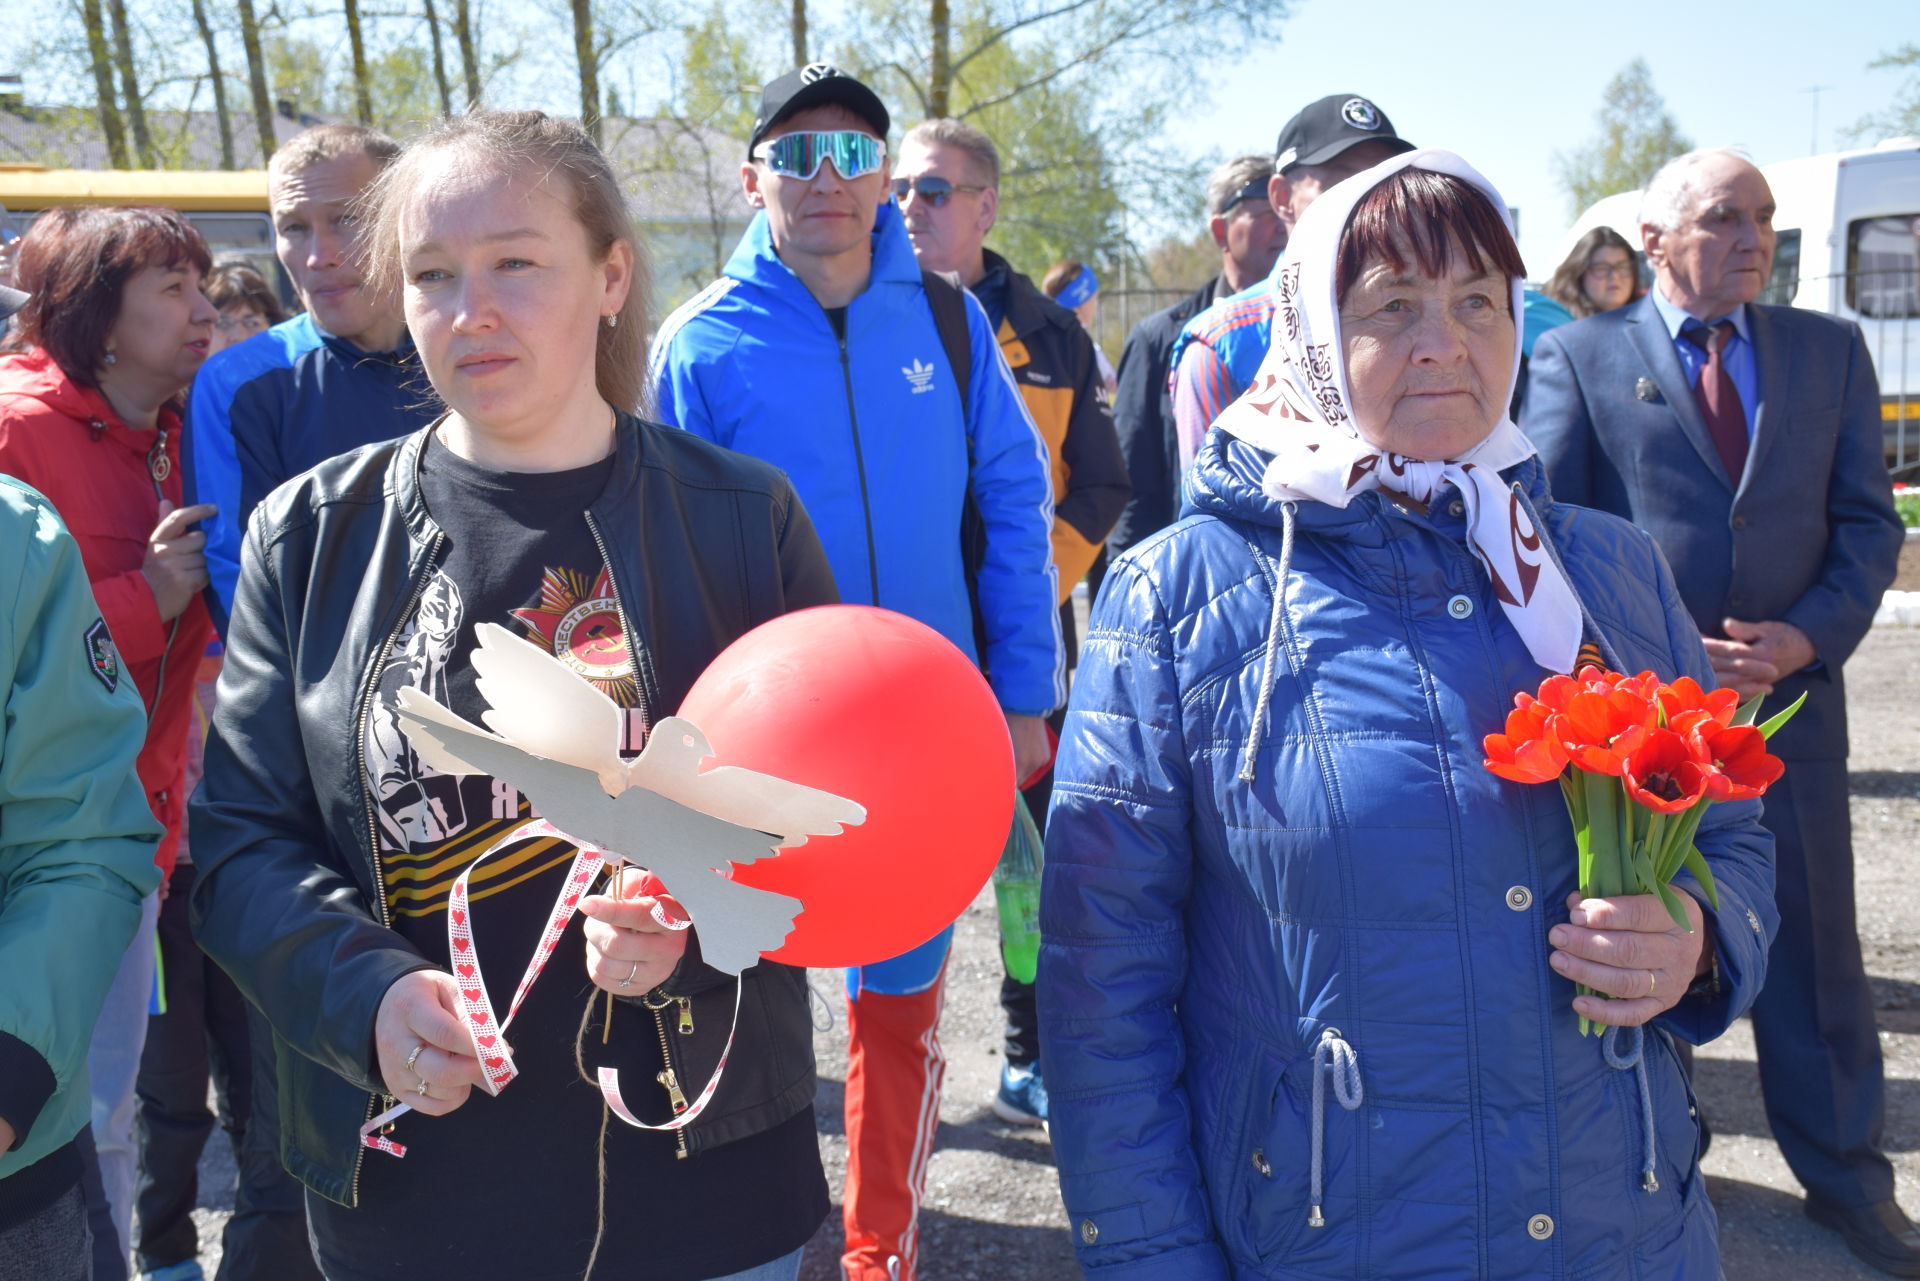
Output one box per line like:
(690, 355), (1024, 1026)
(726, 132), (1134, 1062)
(1682, 320), (1747, 481)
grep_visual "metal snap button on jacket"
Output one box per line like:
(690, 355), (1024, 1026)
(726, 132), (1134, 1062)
(1447, 595), (1474, 619)
(1528, 1213), (1555, 1240)
(1506, 886), (1532, 911)
(1080, 1219), (1099, 1245)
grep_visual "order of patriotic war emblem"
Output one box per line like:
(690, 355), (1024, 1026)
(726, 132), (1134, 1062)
(511, 565), (638, 703)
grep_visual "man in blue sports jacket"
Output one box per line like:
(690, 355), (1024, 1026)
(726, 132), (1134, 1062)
(651, 65), (1063, 1281)
(188, 123), (437, 630)
(1524, 148), (1910, 1277)
(179, 123), (434, 1281)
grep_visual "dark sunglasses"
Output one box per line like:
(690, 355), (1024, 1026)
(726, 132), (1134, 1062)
(891, 175), (988, 208)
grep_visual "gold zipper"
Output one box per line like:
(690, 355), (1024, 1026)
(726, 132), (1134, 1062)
(676, 997), (693, 1035)
(347, 530), (446, 1207)
(649, 1005), (690, 1159)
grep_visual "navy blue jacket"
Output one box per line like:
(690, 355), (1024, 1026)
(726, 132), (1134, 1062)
(186, 313), (437, 629)
(1038, 433), (1776, 1279)
(1109, 276), (1224, 556)
(1522, 295), (1903, 761)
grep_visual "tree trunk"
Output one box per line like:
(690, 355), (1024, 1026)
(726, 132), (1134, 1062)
(570, 0), (599, 144)
(791, 0), (807, 65)
(78, 0), (130, 168)
(236, 0), (277, 162)
(105, 0), (156, 165)
(190, 0), (235, 169)
(422, 0), (453, 116)
(929, 0), (950, 119)
(454, 0), (481, 106)
(343, 0), (374, 124)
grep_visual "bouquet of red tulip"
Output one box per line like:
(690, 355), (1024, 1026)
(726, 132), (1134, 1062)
(1483, 666), (1801, 1034)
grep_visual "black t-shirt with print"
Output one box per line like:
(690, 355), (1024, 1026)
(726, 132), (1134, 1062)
(311, 433), (825, 1281)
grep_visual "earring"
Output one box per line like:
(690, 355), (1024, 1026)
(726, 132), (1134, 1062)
(103, 351), (117, 365)
(604, 314), (618, 330)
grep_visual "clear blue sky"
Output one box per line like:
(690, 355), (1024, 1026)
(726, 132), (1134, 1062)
(1160, 0), (1916, 276)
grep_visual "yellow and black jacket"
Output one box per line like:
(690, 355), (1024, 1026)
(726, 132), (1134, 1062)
(984, 250), (1130, 608)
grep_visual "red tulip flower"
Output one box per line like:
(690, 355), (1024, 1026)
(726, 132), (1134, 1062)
(1551, 686), (1656, 777)
(1484, 701), (1568, 785)
(1656, 676), (1740, 732)
(1688, 722), (1784, 802)
(1622, 729), (1713, 814)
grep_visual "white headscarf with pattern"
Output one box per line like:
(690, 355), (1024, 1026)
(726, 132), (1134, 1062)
(1212, 147), (1581, 675)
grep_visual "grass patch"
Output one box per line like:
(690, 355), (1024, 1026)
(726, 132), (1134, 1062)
(1897, 488), (1919, 528)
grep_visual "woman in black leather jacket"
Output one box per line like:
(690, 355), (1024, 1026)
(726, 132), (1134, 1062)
(190, 110), (837, 1281)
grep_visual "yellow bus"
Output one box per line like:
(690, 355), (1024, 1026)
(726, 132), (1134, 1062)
(0, 165), (295, 306)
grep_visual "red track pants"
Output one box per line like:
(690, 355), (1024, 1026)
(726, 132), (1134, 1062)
(840, 966), (948, 1281)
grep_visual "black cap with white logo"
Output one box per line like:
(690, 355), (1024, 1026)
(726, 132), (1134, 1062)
(748, 64), (891, 157)
(1272, 94), (1413, 175)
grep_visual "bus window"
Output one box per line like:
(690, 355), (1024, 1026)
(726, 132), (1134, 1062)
(185, 212), (299, 312)
(1847, 215), (1920, 318)
(1761, 228), (1800, 306)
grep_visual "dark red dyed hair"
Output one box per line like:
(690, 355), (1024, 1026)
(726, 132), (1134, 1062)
(1335, 169), (1525, 308)
(9, 205), (213, 389)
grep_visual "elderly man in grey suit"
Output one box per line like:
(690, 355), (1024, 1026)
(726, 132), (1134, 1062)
(1524, 147), (1909, 1275)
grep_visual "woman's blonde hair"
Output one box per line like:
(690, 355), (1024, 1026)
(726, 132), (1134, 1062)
(361, 110), (652, 413)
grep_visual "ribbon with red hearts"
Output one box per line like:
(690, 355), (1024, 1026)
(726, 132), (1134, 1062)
(360, 819), (602, 1156)
(452, 819), (604, 1095)
(359, 819), (727, 1158)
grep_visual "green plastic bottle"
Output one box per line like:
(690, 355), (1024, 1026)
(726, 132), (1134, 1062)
(992, 795), (1045, 984)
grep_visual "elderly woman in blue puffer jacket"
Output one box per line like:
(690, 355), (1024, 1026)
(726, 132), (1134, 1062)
(1036, 149), (1777, 1281)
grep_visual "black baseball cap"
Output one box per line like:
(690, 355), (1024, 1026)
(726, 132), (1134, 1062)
(1272, 94), (1413, 175)
(748, 64), (891, 157)
(0, 285), (25, 323)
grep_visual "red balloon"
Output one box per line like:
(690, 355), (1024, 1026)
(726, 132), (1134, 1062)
(676, 605), (1013, 968)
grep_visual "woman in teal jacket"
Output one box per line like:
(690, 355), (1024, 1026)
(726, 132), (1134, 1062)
(1038, 152), (1776, 1279)
(0, 474), (164, 1279)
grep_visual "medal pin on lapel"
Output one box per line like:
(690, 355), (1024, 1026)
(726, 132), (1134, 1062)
(1634, 377), (1661, 403)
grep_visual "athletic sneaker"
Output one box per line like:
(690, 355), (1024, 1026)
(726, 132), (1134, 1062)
(993, 1061), (1049, 1128)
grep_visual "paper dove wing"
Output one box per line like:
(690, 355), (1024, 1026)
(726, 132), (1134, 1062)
(467, 622), (626, 785)
(631, 716), (865, 848)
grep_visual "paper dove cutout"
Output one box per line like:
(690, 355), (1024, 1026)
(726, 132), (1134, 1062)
(393, 622), (865, 975)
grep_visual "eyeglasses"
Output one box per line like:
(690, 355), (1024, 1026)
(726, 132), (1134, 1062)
(752, 131), (886, 181)
(1584, 260), (1636, 280)
(891, 175), (988, 209)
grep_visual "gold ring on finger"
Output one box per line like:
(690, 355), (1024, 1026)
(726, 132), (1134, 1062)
(404, 1042), (424, 1072)
(415, 1076), (432, 1100)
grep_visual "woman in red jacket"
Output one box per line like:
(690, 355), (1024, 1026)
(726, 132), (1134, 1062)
(0, 205), (217, 1277)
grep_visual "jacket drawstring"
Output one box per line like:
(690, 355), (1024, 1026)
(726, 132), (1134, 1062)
(1239, 501), (1297, 783)
(1308, 1027), (1363, 1227)
(1602, 1024), (1660, 1193)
